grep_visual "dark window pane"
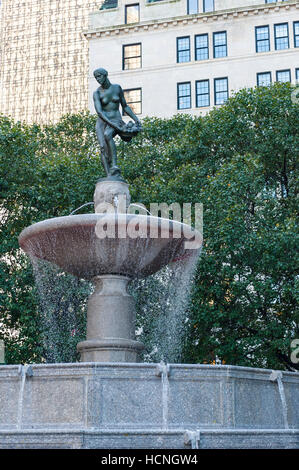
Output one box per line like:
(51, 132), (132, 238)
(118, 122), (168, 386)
(294, 22), (299, 48)
(195, 34), (209, 60)
(257, 72), (271, 86)
(124, 88), (142, 114)
(274, 23), (289, 50)
(123, 44), (141, 70)
(177, 37), (190, 63)
(256, 26), (269, 41)
(187, 0), (198, 14)
(178, 82), (191, 109)
(276, 70), (291, 83)
(213, 32), (227, 58)
(196, 80), (210, 107)
(256, 26), (270, 52)
(203, 0), (214, 12)
(125, 4), (139, 24)
(215, 78), (228, 105)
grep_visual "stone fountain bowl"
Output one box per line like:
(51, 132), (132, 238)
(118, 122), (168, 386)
(19, 213), (201, 280)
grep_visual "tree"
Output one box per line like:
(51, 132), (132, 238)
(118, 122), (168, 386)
(0, 83), (298, 369)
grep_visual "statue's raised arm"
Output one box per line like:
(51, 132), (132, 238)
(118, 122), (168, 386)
(93, 68), (142, 180)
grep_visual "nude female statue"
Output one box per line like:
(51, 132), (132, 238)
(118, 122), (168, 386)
(93, 68), (142, 178)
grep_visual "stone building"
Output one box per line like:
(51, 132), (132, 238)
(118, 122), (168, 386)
(86, 0), (299, 118)
(0, 0), (102, 123)
(0, 1), (298, 123)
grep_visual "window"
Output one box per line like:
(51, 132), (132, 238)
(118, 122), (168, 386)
(296, 68), (299, 82)
(123, 43), (141, 70)
(257, 72), (272, 86)
(294, 22), (299, 48)
(196, 80), (210, 107)
(124, 88), (142, 114)
(203, 0), (214, 12)
(187, 0), (198, 14)
(213, 32), (227, 58)
(177, 36), (191, 63)
(177, 82), (191, 109)
(195, 34), (209, 61)
(276, 69), (291, 83)
(125, 4), (139, 24)
(274, 23), (289, 50)
(214, 77), (228, 105)
(255, 26), (270, 53)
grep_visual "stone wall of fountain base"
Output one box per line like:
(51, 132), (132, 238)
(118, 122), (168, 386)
(0, 363), (298, 449)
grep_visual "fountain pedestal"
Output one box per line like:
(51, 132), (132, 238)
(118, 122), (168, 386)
(77, 275), (144, 362)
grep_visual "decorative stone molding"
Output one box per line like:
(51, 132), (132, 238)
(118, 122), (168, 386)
(84, 1), (299, 39)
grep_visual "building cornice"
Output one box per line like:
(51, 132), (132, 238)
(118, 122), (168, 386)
(84, 1), (299, 39)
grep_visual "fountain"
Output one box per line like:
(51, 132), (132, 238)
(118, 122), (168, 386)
(18, 177), (199, 363)
(0, 69), (298, 449)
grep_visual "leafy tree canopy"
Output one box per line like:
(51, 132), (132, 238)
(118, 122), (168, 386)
(0, 83), (298, 369)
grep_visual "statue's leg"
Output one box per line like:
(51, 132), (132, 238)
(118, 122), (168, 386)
(104, 126), (117, 169)
(96, 118), (110, 176)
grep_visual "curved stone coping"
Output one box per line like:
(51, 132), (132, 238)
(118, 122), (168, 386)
(19, 213), (200, 244)
(18, 214), (202, 279)
(1, 362), (298, 376)
(1, 428), (298, 435)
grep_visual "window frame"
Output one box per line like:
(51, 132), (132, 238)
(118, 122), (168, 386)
(274, 22), (289, 50)
(177, 82), (192, 110)
(196, 79), (210, 108)
(187, 0), (198, 15)
(123, 87), (142, 115)
(125, 3), (140, 25)
(257, 71), (272, 87)
(203, 0), (214, 12)
(176, 36), (191, 63)
(214, 77), (229, 105)
(122, 43), (142, 70)
(213, 31), (227, 59)
(195, 33), (209, 61)
(294, 21), (299, 48)
(255, 25), (270, 53)
(276, 69), (291, 83)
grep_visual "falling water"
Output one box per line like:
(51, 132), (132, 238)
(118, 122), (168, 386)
(156, 362), (170, 430)
(31, 257), (91, 363)
(27, 215), (200, 364)
(17, 365), (33, 430)
(131, 249), (200, 363)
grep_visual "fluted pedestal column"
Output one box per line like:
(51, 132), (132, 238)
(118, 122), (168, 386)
(77, 275), (144, 362)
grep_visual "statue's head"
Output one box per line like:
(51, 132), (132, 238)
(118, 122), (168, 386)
(94, 68), (108, 85)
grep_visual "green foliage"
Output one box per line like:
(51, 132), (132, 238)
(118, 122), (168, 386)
(0, 83), (298, 369)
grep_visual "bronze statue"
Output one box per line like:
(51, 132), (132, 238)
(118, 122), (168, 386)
(93, 68), (142, 179)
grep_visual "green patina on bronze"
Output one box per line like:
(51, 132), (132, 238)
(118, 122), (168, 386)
(93, 68), (142, 180)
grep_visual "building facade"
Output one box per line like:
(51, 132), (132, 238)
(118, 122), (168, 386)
(0, 0), (102, 124)
(86, 0), (299, 118)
